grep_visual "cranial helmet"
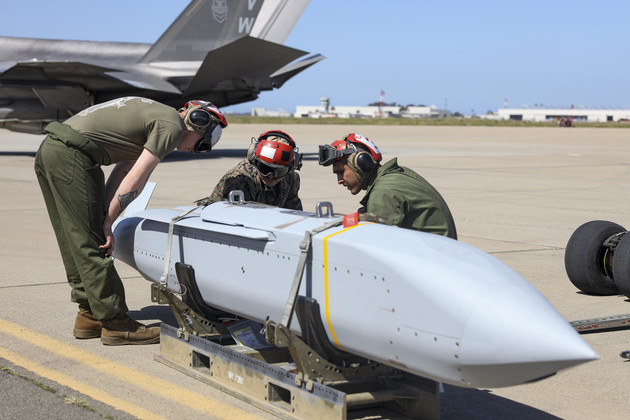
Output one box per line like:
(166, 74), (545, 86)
(318, 133), (382, 186)
(247, 130), (302, 179)
(179, 100), (228, 152)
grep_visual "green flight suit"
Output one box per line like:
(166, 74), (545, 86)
(360, 158), (457, 239)
(34, 97), (184, 320)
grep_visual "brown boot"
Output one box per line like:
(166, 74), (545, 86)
(101, 314), (160, 346)
(73, 310), (103, 339)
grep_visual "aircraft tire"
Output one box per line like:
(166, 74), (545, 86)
(612, 233), (630, 298)
(564, 220), (624, 295)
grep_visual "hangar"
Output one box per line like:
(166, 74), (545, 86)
(497, 107), (630, 122)
(293, 97), (451, 119)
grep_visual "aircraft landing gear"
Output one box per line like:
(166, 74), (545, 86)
(565, 220), (630, 297)
(566, 220), (630, 361)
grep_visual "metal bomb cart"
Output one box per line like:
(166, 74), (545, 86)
(151, 262), (440, 420)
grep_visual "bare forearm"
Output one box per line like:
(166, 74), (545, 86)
(100, 148), (160, 256)
(105, 161), (134, 204)
(104, 174), (148, 227)
(103, 150), (159, 228)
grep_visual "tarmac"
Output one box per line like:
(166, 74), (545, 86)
(1, 123), (629, 419)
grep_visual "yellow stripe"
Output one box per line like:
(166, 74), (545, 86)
(0, 346), (165, 420)
(0, 319), (260, 420)
(323, 224), (364, 349)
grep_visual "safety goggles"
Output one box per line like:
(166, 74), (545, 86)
(254, 160), (290, 179)
(318, 142), (353, 166)
(193, 123), (222, 153)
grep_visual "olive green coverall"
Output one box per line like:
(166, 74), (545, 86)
(34, 97), (184, 320)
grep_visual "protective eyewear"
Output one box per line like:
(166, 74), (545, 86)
(193, 123), (222, 153)
(318, 142), (352, 166)
(254, 160), (290, 179)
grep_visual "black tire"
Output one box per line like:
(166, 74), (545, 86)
(612, 233), (630, 298)
(565, 220), (625, 295)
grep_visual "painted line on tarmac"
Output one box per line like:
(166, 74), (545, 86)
(0, 346), (164, 420)
(0, 319), (261, 420)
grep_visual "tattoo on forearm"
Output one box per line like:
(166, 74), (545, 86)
(117, 190), (138, 215)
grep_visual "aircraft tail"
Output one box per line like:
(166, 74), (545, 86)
(140, 0), (310, 64)
(184, 36), (302, 96)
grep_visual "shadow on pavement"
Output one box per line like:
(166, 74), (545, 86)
(440, 384), (561, 419)
(130, 305), (177, 328)
(0, 151), (37, 157)
(162, 149), (246, 162)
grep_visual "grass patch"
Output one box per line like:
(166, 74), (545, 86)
(1, 365), (56, 393)
(225, 115), (630, 128)
(65, 395), (96, 412)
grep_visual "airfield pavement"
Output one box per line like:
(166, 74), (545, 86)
(1, 123), (629, 419)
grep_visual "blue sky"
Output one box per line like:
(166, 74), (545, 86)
(1, 0), (628, 114)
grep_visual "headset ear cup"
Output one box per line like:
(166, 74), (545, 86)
(247, 140), (258, 163)
(355, 151), (376, 174)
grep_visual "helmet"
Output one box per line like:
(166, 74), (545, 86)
(318, 133), (382, 188)
(180, 100), (228, 152)
(248, 130), (302, 178)
(319, 133), (382, 169)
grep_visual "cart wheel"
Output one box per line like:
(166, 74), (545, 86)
(565, 220), (625, 295)
(612, 233), (630, 298)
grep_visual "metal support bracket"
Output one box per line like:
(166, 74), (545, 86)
(265, 320), (396, 387)
(151, 284), (230, 341)
(603, 231), (627, 250)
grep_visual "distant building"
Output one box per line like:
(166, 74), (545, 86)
(294, 98), (452, 119)
(497, 107), (630, 122)
(251, 107), (292, 117)
(402, 106), (452, 119)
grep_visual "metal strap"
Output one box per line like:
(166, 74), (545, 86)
(281, 219), (342, 329)
(159, 206), (201, 286)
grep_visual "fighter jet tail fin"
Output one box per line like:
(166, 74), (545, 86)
(140, 0), (311, 64)
(183, 36), (306, 100)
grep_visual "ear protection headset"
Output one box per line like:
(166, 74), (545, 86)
(348, 145), (378, 175)
(179, 100), (228, 152)
(322, 133), (382, 182)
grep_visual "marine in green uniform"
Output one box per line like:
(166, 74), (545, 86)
(34, 97), (228, 345)
(318, 133), (457, 239)
(210, 130), (302, 210)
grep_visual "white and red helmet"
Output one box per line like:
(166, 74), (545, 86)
(181, 99), (228, 152)
(318, 133), (382, 166)
(249, 130), (302, 178)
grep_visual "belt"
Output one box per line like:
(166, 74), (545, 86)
(44, 121), (107, 165)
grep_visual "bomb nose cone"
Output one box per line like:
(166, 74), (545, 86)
(458, 285), (599, 388)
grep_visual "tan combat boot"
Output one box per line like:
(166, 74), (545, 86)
(73, 309), (103, 339)
(101, 314), (160, 346)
